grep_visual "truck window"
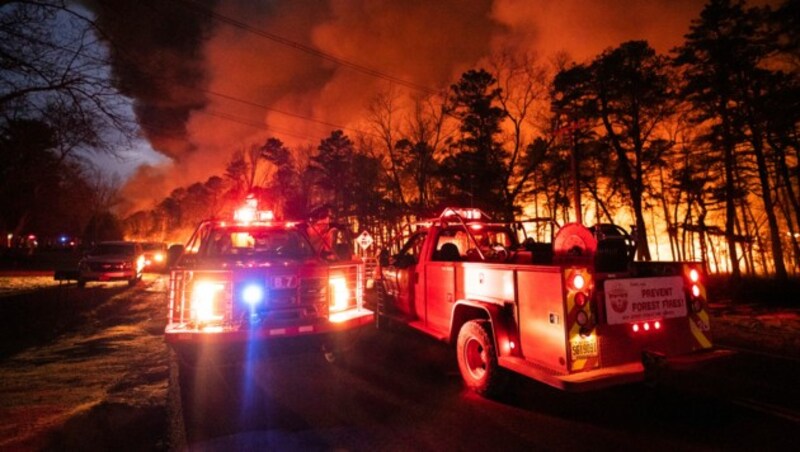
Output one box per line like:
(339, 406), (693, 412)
(441, 228), (514, 253)
(397, 232), (427, 264)
(433, 231), (463, 261)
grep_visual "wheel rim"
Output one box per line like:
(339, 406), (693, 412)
(464, 337), (487, 380)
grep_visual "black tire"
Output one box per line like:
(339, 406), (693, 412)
(456, 319), (507, 397)
(128, 277), (138, 288)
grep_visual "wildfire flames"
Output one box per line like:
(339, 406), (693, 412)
(85, 0), (709, 212)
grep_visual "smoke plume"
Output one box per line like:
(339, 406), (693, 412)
(87, 0), (711, 214)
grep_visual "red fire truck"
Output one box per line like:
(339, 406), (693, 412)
(374, 208), (721, 395)
(165, 198), (373, 361)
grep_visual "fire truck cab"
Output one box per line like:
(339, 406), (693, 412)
(375, 208), (721, 395)
(165, 198), (373, 361)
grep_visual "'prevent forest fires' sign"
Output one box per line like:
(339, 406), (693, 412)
(604, 276), (687, 325)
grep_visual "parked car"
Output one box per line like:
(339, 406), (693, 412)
(141, 242), (168, 272)
(78, 241), (144, 288)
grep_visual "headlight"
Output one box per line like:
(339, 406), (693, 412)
(154, 253), (164, 262)
(329, 276), (350, 312)
(192, 281), (226, 323)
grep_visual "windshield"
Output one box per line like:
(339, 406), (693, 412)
(201, 227), (314, 259)
(92, 243), (135, 256)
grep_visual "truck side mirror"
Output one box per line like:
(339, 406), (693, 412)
(167, 244), (184, 268)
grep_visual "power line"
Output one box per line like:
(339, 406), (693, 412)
(5, 23), (377, 142)
(169, 0), (438, 95)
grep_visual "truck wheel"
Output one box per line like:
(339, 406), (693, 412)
(457, 320), (507, 397)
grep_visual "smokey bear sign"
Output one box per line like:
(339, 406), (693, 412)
(604, 276), (687, 325)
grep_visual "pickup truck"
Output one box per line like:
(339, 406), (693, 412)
(373, 208), (720, 395)
(165, 197), (373, 364)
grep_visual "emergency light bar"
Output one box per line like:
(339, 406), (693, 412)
(440, 207), (490, 221)
(233, 196), (275, 223)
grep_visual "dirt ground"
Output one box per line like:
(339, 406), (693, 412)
(0, 275), (170, 451)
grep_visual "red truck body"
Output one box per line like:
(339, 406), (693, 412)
(375, 208), (719, 394)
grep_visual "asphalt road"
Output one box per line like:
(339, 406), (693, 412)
(174, 311), (800, 450)
(2, 274), (800, 451)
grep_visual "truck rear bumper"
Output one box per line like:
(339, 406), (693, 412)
(165, 309), (373, 345)
(499, 348), (731, 392)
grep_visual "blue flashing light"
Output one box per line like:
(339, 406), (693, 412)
(60, 236), (68, 243)
(242, 284), (264, 305)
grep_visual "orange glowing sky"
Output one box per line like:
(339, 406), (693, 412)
(107, 0), (761, 213)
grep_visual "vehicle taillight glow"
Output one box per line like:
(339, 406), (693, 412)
(329, 277), (350, 312)
(572, 274), (585, 290)
(631, 320), (663, 333)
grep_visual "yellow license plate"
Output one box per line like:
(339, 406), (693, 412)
(570, 335), (598, 359)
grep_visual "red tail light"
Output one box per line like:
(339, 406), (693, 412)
(631, 320), (663, 333)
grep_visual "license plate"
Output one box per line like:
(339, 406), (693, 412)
(570, 335), (598, 359)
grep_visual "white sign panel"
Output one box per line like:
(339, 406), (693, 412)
(357, 231), (373, 250)
(604, 276), (687, 325)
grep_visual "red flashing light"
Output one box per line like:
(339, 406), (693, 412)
(631, 320), (663, 334)
(233, 197), (275, 223)
(234, 206), (257, 223)
(689, 268), (700, 283)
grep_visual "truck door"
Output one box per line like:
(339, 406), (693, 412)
(382, 232), (426, 317)
(423, 232), (461, 335)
